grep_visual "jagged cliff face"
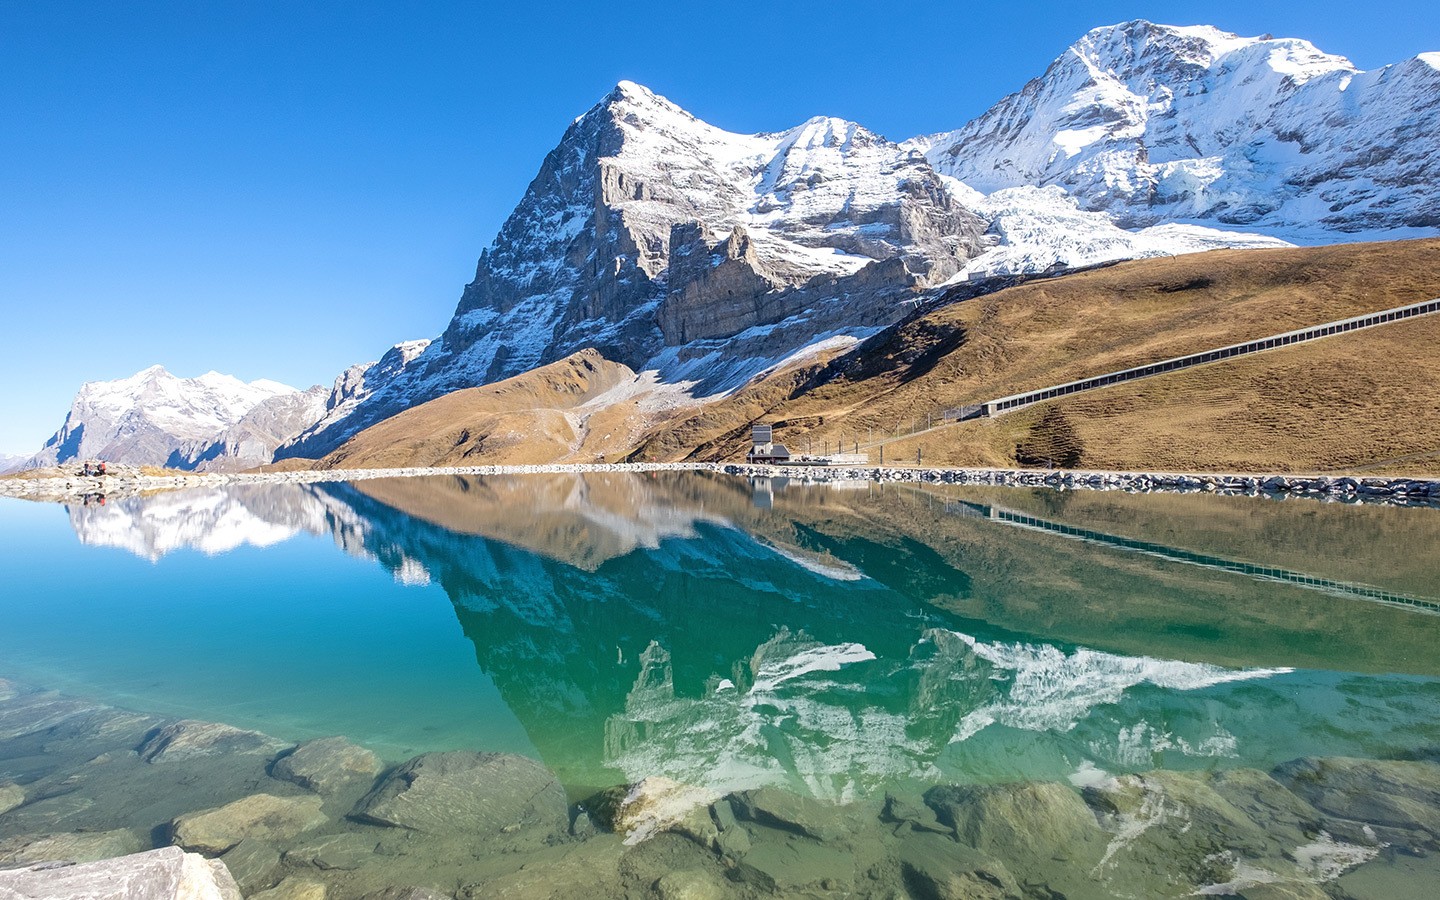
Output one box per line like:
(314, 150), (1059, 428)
(912, 21), (1440, 233)
(284, 84), (990, 458)
(441, 86), (986, 375)
(278, 339), (431, 461)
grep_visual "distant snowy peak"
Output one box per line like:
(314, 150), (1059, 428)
(28, 366), (300, 470)
(915, 19), (1440, 234)
(73, 365), (292, 427)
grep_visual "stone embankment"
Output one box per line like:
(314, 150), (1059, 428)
(2, 462), (1437, 507)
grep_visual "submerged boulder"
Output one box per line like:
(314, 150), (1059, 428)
(138, 719), (287, 763)
(271, 736), (382, 795)
(898, 831), (1023, 900)
(171, 793), (327, 854)
(731, 786), (854, 842)
(0, 828), (143, 865)
(220, 838), (282, 894)
(252, 876), (327, 900)
(0, 691), (106, 741)
(0, 846), (242, 900)
(1273, 756), (1440, 850)
(590, 776), (721, 846)
(926, 781), (1105, 865)
(0, 781), (24, 816)
(350, 751), (567, 837)
(282, 831), (379, 871)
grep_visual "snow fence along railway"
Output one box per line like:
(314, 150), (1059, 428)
(979, 297), (1440, 417)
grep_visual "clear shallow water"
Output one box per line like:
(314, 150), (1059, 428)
(2, 472), (1439, 896)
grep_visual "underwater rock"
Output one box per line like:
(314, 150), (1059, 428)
(602, 777), (720, 846)
(731, 786), (852, 842)
(138, 719), (287, 763)
(459, 833), (626, 899)
(282, 831), (378, 871)
(733, 833), (857, 893)
(0, 846), (242, 900)
(897, 831), (1023, 900)
(359, 889), (453, 900)
(0, 827), (143, 865)
(882, 791), (950, 835)
(1083, 769), (1322, 896)
(1273, 756), (1440, 850)
(926, 781), (1105, 864)
(1210, 768), (1326, 844)
(251, 876), (327, 900)
(0, 781), (24, 816)
(568, 807), (596, 838)
(220, 838), (282, 893)
(351, 751), (567, 837)
(359, 888), (452, 900)
(0, 691), (106, 741)
(1235, 884), (1333, 900)
(271, 736), (381, 795)
(171, 793), (327, 854)
(925, 780), (1108, 898)
(653, 868), (729, 900)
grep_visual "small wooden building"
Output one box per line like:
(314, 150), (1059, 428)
(745, 424), (791, 464)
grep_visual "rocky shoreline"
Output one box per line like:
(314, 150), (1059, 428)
(3, 461), (1438, 507)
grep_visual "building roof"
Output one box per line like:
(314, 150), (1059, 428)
(747, 442), (791, 459)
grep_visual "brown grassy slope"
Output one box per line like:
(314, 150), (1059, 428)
(318, 350), (644, 469)
(630, 239), (1440, 471)
(878, 312), (1440, 473)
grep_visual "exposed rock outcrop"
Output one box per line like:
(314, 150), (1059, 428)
(0, 846), (241, 900)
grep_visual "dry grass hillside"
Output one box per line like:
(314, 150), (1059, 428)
(630, 238), (1440, 473)
(318, 350), (659, 469)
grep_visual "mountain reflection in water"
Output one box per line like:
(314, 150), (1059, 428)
(51, 472), (1440, 799)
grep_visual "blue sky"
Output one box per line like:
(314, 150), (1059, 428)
(2, 1), (1436, 453)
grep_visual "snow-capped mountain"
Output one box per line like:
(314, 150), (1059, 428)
(912, 21), (1440, 236)
(280, 83), (994, 456)
(30, 22), (1436, 468)
(283, 23), (1439, 458)
(28, 366), (300, 470)
(23, 338), (433, 471)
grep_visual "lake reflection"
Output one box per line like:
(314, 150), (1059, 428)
(6, 472), (1435, 799)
